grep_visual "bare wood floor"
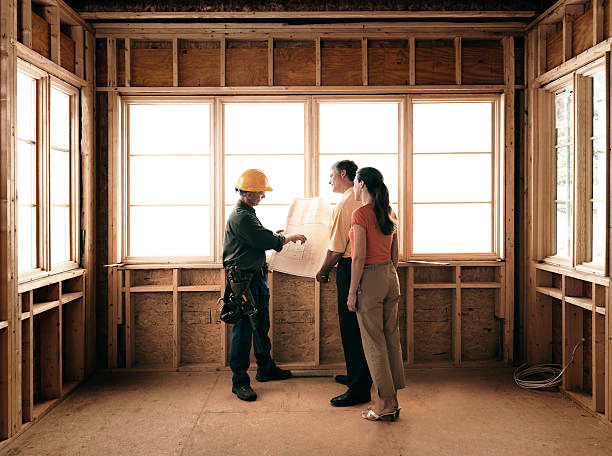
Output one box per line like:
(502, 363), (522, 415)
(1, 368), (611, 456)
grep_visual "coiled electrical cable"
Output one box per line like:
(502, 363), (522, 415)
(513, 338), (584, 390)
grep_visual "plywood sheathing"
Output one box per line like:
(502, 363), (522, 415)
(414, 289), (452, 362)
(320, 39), (362, 86)
(273, 40), (316, 87)
(130, 40), (173, 87)
(272, 273), (315, 364)
(461, 39), (504, 85)
(367, 39), (411, 86)
(226, 40), (268, 86)
(178, 40), (220, 87)
(31, 11), (50, 60)
(574, 8), (594, 57)
(315, 269), (343, 364)
(60, 31), (75, 73)
(134, 293), (173, 368)
(180, 292), (223, 365)
(415, 39), (455, 85)
(461, 289), (501, 361)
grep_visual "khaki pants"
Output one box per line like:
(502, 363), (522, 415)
(356, 262), (406, 398)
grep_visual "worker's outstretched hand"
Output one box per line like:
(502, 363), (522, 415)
(284, 234), (307, 245)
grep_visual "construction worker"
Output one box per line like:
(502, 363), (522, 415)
(316, 160), (372, 407)
(223, 169), (307, 402)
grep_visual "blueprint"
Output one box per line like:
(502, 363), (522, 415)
(269, 198), (333, 278)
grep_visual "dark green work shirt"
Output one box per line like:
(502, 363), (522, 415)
(222, 200), (285, 270)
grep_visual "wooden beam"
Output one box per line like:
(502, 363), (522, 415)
(107, 38), (117, 87)
(20, 0), (32, 47)
(125, 271), (133, 368)
(406, 267), (414, 364)
(14, 42), (87, 89)
(593, 284), (606, 412)
(43, 6), (60, 64)
(314, 279), (320, 367)
(22, 295), (33, 422)
(71, 26), (84, 79)
(593, 0), (604, 46)
(409, 37), (416, 85)
(79, 11), (537, 21)
(537, 24), (554, 76)
(563, 5), (583, 62)
(173, 269), (180, 369)
(455, 37), (462, 85)
(315, 37), (321, 86)
(362, 37), (368, 86)
(504, 35), (515, 364)
(267, 37), (273, 86)
(125, 37), (131, 87)
(453, 266), (461, 365)
(220, 37), (226, 87)
(172, 37), (178, 87)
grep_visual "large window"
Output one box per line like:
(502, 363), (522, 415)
(126, 101), (212, 259)
(17, 63), (80, 280)
(223, 101), (306, 231)
(411, 98), (498, 257)
(121, 95), (503, 262)
(542, 61), (608, 273)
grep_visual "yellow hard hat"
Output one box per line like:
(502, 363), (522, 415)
(235, 169), (273, 192)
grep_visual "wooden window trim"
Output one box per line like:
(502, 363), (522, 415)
(406, 94), (503, 261)
(121, 96), (216, 263)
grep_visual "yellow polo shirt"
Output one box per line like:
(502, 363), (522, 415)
(329, 187), (363, 258)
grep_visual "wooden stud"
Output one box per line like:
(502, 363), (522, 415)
(124, 271), (133, 368)
(22, 294), (33, 422)
(40, 308), (62, 400)
(125, 37), (131, 86)
(173, 269), (180, 369)
(537, 24), (550, 76)
(219, 269), (227, 365)
(71, 26), (84, 79)
(453, 266), (461, 365)
(593, 284), (605, 412)
(314, 279), (320, 367)
(562, 6), (582, 62)
(172, 37), (179, 87)
(43, 6), (60, 64)
(409, 37), (416, 85)
(562, 276), (584, 391)
(20, 0), (32, 48)
(594, 0), (604, 46)
(362, 37), (368, 86)
(503, 36), (515, 363)
(315, 37), (321, 86)
(455, 37), (462, 85)
(107, 268), (117, 369)
(268, 38), (274, 86)
(406, 267), (414, 364)
(220, 37), (226, 87)
(106, 38), (117, 87)
(116, 268), (123, 325)
(574, 73), (588, 266)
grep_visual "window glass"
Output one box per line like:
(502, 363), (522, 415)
(411, 101), (495, 254)
(554, 87), (574, 259)
(224, 102), (305, 232)
(17, 71), (37, 273)
(50, 86), (71, 265)
(318, 102), (399, 208)
(128, 103), (211, 257)
(590, 72), (606, 265)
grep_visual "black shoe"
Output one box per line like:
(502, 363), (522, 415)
(330, 390), (371, 407)
(334, 374), (349, 385)
(232, 384), (257, 401)
(256, 367), (292, 382)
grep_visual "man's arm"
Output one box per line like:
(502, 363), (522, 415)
(316, 250), (344, 283)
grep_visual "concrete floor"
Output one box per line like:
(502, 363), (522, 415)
(1, 368), (611, 456)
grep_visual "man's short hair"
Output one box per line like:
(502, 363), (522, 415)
(332, 160), (358, 182)
(236, 188), (249, 197)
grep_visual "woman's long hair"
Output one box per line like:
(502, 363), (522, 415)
(355, 167), (396, 235)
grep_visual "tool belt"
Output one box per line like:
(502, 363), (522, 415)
(218, 265), (265, 325)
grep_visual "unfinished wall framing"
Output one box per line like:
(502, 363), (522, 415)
(106, 263), (506, 371)
(1, 0), (96, 445)
(527, 0), (612, 423)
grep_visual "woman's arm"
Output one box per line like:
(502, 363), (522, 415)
(347, 224), (367, 312)
(391, 232), (398, 268)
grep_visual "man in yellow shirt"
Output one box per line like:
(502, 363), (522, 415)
(316, 160), (372, 406)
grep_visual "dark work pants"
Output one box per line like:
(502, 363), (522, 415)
(230, 272), (275, 387)
(337, 257), (372, 395)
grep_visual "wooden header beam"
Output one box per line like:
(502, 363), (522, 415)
(79, 10), (536, 21)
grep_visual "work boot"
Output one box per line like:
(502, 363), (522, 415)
(232, 384), (257, 401)
(256, 366), (292, 382)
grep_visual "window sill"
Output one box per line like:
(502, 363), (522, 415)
(18, 267), (85, 293)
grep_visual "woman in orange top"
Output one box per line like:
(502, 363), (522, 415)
(348, 167), (405, 422)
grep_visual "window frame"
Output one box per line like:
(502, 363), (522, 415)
(121, 96), (216, 263)
(575, 59), (608, 275)
(16, 60), (80, 283)
(541, 58), (609, 276)
(406, 94), (503, 260)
